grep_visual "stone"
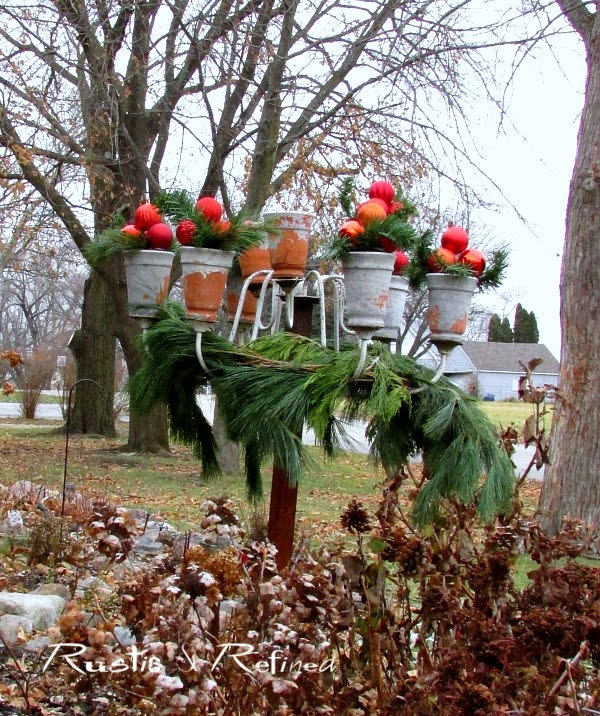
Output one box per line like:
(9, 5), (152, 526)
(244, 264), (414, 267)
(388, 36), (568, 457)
(0, 614), (33, 649)
(33, 583), (71, 601)
(24, 636), (51, 653)
(0, 592), (66, 630)
(2, 510), (24, 534)
(133, 535), (164, 555)
(113, 626), (136, 646)
(10, 480), (47, 500)
(77, 576), (110, 592)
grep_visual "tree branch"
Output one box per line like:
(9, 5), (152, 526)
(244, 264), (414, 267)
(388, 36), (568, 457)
(556, 0), (594, 44)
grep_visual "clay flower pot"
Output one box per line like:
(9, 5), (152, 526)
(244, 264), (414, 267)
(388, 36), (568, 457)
(375, 275), (409, 340)
(226, 274), (258, 323)
(180, 247), (234, 323)
(341, 251), (395, 339)
(123, 250), (174, 319)
(239, 245), (272, 280)
(426, 273), (477, 347)
(263, 212), (314, 280)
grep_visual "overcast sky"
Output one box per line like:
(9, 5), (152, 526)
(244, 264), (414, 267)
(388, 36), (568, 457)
(468, 30), (586, 358)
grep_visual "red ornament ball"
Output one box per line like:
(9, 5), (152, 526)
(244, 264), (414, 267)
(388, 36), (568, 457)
(176, 219), (196, 246)
(441, 225), (469, 254)
(369, 181), (395, 205)
(388, 201), (405, 214)
(378, 236), (396, 252)
(134, 202), (162, 230)
(195, 196), (223, 224)
(393, 250), (409, 273)
(339, 220), (364, 242)
(356, 200), (387, 228)
(427, 247), (457, 272)
(121, 224), (141, 237)
(459, 248), (486, 276)
(145, 222), (173, 250)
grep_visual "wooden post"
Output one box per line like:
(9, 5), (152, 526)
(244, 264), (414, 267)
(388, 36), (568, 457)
(267, 296), (314, 569)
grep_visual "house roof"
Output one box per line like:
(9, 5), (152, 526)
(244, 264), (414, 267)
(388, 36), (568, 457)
(456, 341), (560, 374)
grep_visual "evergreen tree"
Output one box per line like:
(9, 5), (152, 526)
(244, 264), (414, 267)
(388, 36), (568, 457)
(528, 310), (540, 343)
(488, 314), (514, 342)
(500, 317), (514, 342)
(488, 313), (502, 341)
(513, 303), (539, 343)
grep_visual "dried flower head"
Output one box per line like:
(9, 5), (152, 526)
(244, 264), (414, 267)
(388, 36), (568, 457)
(341, 498), (371, 534)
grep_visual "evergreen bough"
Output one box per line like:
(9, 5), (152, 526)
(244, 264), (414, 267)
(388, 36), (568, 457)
(128, 302), (514, 526)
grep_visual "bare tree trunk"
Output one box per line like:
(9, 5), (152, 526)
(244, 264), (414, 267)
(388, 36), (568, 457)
(67, 270), (116, 436)
(116, 312), (170, 453)
(539, 23), (600, 535)
(213, 404), (240, 473)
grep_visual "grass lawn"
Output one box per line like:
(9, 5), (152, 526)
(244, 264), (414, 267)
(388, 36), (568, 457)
(0, 423), (394, 538)
(1, 391), (62, 405)
(479, 400), (553, 430)
(0, 422), (570, 589)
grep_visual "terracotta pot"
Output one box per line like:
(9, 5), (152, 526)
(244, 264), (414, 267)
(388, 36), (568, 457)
(263, 212), (314, 280)
(426, 273), (477, 347)
(342, 251), (395, 339)
(375, 275), (409, 340)
(123, 250), (174, 319)
(180, 247), (234, 322)
(239, 245), (272, 280)
(226, 275), (258, 323)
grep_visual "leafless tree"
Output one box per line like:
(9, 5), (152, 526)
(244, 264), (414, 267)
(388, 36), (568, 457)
(0, 0), (552, 450)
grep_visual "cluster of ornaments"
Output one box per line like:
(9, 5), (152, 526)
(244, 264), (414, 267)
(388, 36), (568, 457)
(428, 226), (486, 276)
(338, 180), (409, 275)
(121, 197), (231, 249)
(175, 197), (231, 246)
(121, 203), (173, 250)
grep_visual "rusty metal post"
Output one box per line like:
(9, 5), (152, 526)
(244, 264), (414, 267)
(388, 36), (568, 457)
(267, 296), (314, 570)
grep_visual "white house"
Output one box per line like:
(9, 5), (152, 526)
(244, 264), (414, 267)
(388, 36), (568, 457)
(443, 342), (560, 399)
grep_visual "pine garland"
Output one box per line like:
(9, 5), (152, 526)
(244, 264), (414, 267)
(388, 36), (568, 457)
(128, 303), (514, 526)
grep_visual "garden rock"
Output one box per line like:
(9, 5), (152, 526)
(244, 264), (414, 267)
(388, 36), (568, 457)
(134, 534), (165, 556)
(74, 577), (112, 599)
(113, 626), (136, 646)
(10, 480), (48, 501)
(24, 636), (51, 653)
(2, 510), (24, 534)
(0, 592), (66, 630)
(0, 614), (33, 649)
(33, 583), (71, 601)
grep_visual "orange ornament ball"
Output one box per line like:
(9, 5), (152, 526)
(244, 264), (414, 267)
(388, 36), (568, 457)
(339, 219), (364, 241)
(369, 181), (395, 205)
(134, 202), (162, 230)
(359, 197), (388, 214)
(459, 248), (486, 276)
(356, 200), (387, 228)
(215, 220), (231, 234)
(427, 247), (457, 272)
(196, 196), (223, 224)
(121, 224), (141, 237)
(388, 201), (405, 214)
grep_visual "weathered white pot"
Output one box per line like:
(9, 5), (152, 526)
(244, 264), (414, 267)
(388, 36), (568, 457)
(342, 252), (395, 339)
(123, 250), (174, 319)
(426, 273), (477, 346)
(375, 275), (409, 340)
(180, 246), (234, 323)
(263, 212), (314, 280)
